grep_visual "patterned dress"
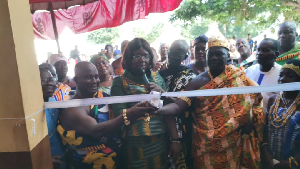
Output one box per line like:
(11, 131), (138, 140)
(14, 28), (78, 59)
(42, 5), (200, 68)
(57, 91), (121, 169)
(267, 92), (300, 167)
(111, 69), (168, 169)
(180, 65), (265, 169)
(160, 65), (196, 168)
(53, 83), (71, 101)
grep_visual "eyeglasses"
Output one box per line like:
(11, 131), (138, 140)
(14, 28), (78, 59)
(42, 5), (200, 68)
(41, 77), (57, 84)
(133, 55), (151, 60)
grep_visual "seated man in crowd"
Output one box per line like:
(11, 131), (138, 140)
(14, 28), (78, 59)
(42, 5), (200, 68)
(159, 39), (196, 168)
(276, 21), (300, 65)
(58, 62), (157, 169)
(245, 38), (282, 112)
(158, 43), (169, 71)
(158, 36), (265, 169)
(236, 38), (257, 69)
(39, 67), (65, 168)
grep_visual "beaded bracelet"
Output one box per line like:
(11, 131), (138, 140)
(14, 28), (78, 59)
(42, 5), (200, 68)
(122, 109), (130, 126)
(178, 97), (192, 106)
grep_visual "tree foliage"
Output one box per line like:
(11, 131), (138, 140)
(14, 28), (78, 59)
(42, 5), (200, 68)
(87, 27), (120, 45)
(180, 19), (210, 40)
(133, 23), (164, 43)
(171, 0), (300, 35)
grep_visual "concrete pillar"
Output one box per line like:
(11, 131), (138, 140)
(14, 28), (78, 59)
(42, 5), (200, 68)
(0, 0), (52, 168)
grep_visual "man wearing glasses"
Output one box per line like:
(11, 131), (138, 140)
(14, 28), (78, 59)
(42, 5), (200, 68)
(159, 40), (196, 168)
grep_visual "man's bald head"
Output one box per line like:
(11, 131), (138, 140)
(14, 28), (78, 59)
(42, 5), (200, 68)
(160, 43), (169, 61)
(278, 21), (298, 52)
(74, 62), (100, 95)
(280, 21), (297, 32)
(168, 40), (189, 67)
(75, 62), (97, 77)
(236, 38), (251, 58)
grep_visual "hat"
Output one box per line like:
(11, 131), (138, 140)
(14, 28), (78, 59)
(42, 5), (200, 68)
(90, 54), (108, 63)
(168, 40), (189, 57)
(207, 36), (229, 50)
(194, 35), (208, 46)
(48, 54), (67, 65)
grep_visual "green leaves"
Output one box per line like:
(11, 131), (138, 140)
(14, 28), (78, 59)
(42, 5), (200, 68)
(172, 0), (300, 35)
(133, 23), (164, 44)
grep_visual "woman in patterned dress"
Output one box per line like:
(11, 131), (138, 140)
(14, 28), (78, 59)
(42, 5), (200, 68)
(111, 38), (173, 169)
(263, 59), (300, 169)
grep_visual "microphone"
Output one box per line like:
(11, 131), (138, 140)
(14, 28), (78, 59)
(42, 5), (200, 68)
(138, 67), (149, 84)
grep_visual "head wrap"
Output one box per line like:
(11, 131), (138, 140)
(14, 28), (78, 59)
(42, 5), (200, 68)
(89, 54), (108, 64)
(207, 36), (229, 50)
(194, 35), (208, 46)
(48, 54), (67, 65)
(281, 59), (300, 77)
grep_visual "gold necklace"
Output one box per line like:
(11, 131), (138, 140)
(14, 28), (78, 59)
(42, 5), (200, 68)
(207, 68), (214, 80)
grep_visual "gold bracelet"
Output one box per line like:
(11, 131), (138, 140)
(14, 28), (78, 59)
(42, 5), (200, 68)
(178, 97), (192, 106)
(122, 109), (130, 126)
(291, 157), (299, 166)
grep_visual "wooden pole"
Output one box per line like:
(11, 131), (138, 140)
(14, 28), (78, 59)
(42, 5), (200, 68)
(49, 2), (61, 53)
(0, 0), (52, 168)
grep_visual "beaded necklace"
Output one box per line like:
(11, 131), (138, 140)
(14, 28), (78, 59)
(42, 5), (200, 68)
(269, 92), (300, 129)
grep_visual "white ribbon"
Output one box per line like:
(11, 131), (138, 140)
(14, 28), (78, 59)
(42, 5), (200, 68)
(44, 82), (300, 109)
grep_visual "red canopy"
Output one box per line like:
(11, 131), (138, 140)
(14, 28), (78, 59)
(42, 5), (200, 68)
(32, 0), (182, 40)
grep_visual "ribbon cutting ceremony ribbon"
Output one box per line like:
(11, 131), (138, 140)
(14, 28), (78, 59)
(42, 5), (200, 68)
(44, 82), (300, 109)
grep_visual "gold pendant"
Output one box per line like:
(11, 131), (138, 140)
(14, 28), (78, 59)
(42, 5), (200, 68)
(144, 113), (150, 122)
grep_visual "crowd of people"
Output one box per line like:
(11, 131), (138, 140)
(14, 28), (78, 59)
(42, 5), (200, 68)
(40, 21), (300, 169)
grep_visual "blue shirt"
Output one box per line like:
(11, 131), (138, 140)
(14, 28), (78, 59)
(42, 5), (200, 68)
(46, 97), (64, 157)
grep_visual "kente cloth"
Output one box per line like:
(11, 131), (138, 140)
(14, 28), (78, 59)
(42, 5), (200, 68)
(190, 65), (264, 169)
(276, 43), (300, 65)
(57, 91), (121, 169)
(98, 86), (111, 95)
(111, 69), (167, 137)
(114, 68), (124, 76)
(160, 65), (196, 168)
(111, 69), (167, 169)
(123, 134), (168, 169)
(46, 97), (65, 157)
(53, 83), (71, 101)
(267, 93), (300, 163)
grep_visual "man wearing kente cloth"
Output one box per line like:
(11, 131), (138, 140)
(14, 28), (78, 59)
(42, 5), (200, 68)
(157, 36), (265, 169)
(58, 62), (156, 169)
(276, 21), (300, 65)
